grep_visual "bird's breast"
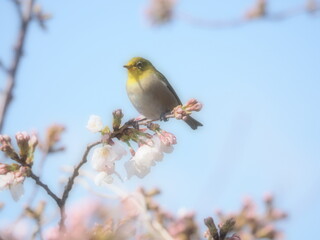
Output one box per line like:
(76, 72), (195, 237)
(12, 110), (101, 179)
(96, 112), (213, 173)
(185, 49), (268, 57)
(126, 73), (179, 119)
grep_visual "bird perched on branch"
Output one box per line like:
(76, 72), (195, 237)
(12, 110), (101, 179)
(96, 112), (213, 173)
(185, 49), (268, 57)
(124, 57), (202, 130)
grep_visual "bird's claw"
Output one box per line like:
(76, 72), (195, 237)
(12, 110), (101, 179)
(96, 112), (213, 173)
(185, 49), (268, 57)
(160, 112), (169, 122)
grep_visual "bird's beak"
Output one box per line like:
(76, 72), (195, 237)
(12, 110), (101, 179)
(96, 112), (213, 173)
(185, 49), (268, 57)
(123, 65), (131, 69)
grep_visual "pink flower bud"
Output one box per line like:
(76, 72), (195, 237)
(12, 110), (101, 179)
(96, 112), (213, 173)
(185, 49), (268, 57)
(192, 102), (203, 111)
(184, 99), (203, 112)
(0, 163), (8, 174)
(175, 114), (183, 119)
(112, 109), (123, 118)
(176, 108), (183, 114)
(15, 131), (30, 142)
(0, 135), (11, 145)
(158, 130), (177, 146)
(185, 98), (197, 106)
(29, 134), (38, 149)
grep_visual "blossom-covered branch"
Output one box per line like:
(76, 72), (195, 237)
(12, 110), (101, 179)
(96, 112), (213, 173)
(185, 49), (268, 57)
(86, 98), (202, 184)
(0, 98), (202, 231)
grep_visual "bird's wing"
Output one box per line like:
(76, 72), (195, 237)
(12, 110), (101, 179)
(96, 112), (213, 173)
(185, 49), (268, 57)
(156, 71), (182, 105)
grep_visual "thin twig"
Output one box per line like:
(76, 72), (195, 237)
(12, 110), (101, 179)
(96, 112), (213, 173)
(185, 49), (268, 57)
(58, 140), (101, 229)
(0, 0), (35, 132)
(28, 171), (61, 206)
(27, 147), (50, 205)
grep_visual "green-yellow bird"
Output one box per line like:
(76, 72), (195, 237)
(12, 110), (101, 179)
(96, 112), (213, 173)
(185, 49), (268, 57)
(124, 57), (203, 130)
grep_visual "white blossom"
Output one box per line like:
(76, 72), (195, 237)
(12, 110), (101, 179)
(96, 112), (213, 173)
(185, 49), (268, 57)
(153, 134), (174, 153)
(86, 115), (104, 133)
(125, 135), (168, 179)
(0, 172), (25, 201)
(125, 160), (151, 179)
(94, 172), (113, 186)
(91, 141), (127, 171)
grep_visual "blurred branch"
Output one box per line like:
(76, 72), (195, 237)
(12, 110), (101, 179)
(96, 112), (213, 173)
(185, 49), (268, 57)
(204, 217), (237, 240)
(24, 201), (46, 240)
(28, 124), (66, 206)
(0, 0), (35, 132)
(148, 0), (320, 28)
(0, 0), (50, 133)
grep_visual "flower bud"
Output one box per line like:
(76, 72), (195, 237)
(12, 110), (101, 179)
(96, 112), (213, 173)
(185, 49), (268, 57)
(45, 124), (65, 150)
(0, 139), (20, 162)
(145, 0), (176, 25)
(184, 99), (203, 112)
(26, 134), (38, 164)
(112, 109), (123, 130)
(29, 134), (38, 151)
(0, 135), (11, 145)
(15, 132), (30, 161)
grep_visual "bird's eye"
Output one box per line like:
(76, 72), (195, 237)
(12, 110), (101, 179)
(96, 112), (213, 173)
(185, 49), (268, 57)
(136, 61), (143, 70)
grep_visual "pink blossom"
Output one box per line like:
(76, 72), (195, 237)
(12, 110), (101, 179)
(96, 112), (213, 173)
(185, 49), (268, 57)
(145, 0), (176, 25)
(157, 130), (177, 147)
(0, 163), (8, 174)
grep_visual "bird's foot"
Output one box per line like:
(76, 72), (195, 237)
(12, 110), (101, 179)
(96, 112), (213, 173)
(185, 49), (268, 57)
(160, 112), (169, 122)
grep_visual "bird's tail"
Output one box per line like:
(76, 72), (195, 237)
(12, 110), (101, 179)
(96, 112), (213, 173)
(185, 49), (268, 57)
(184, 116), (203, 130)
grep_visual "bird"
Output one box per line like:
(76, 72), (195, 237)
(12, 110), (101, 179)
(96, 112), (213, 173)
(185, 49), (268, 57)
(124, 57), (202, 130)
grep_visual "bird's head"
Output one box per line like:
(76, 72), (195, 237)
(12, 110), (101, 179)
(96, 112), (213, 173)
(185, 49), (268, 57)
(124, 57), (154, 78)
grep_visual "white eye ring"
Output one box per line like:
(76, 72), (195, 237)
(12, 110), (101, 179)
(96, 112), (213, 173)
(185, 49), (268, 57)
(136, 61), (143, 69)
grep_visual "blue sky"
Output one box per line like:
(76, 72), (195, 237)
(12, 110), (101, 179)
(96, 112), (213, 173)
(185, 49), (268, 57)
(1, 0), (320, 239)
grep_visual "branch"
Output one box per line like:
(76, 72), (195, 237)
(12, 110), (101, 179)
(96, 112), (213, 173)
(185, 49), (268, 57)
(27, 148), (50, 206)
(28, 170), (61, 206)
(177, 2), (320, 29)
(0, 0), (35, 132)
(58, 140), (101, 229)
(28, 140), (101, 230)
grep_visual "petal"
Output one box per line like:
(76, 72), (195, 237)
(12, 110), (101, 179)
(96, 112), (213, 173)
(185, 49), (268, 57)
(91, 146), (112, 171)
(94, 172), (113, 186)
(111, 141), (127, 159)
(10, 182), (24, 201)
(0, 172), (14, 190)
(86, 115), (104, 133)
(124, 160), (150, 179)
